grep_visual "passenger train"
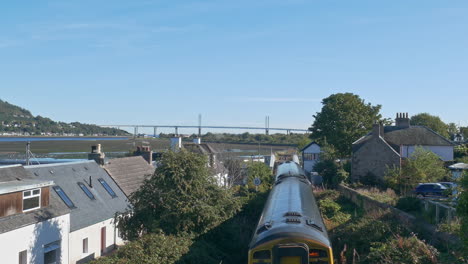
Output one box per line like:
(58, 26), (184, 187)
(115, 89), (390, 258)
(248, 161), (333, 264)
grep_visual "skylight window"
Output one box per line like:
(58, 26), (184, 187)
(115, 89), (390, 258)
(53, 186), (75, 208)
(98, 178), (117, 198)
(78, 182), (95, 200)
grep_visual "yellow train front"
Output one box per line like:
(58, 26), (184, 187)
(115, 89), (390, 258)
(248, 161), (333, 264)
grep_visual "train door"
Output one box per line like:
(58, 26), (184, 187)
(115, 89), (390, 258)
(273, 243), (309, 264)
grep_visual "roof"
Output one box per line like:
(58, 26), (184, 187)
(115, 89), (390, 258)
(0, 165), (69, 234)
(183, 143), (218, 155)
(0, 164), (33, 182)
(300, 141), (319, 152)
(0, 179), (53, 195)
(449, 163), (468, 170)
(25, 160), (130, 232)
(353, 125), (453, 147)
(103, 156), (154, 197)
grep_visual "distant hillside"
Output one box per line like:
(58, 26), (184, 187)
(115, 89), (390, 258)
(0, 99), (130, 136)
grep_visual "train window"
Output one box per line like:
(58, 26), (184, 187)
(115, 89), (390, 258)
(309, 249), (327, 258)
(253, 250), (271, 259)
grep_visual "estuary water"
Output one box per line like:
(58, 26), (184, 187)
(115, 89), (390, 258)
(0, 137), (129, 142)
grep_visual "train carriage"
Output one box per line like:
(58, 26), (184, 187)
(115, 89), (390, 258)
(248, 161), (333, 264)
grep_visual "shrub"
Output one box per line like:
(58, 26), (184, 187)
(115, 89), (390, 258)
(366, 234), (439, 264)
(319, 198), (341, 219)
(91, 233), (193, 264)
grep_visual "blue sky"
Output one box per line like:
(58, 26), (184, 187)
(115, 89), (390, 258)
(1, 0), (467, 134)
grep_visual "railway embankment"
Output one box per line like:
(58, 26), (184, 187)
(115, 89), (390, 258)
(315, 188), (466, 263)
(337, 184), (460, 247)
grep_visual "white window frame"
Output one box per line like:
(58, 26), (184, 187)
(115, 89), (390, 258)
(23, 188), (41, 212)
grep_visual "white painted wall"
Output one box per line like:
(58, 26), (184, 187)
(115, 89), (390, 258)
(69, 218), (124, 264)
(400, 145), (454, 161)
(0, 213), (70, 264)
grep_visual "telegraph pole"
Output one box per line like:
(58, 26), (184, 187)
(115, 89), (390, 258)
(26, 142), (31, 166)
(198, 114), (202, 137)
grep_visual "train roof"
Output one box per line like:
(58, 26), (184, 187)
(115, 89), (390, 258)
(249, 173), (330, 249)
(275, 161), (306, 181)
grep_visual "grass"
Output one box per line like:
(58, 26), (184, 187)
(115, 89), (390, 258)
(0, 138), (294, 158)
(355, 187), (398, 206)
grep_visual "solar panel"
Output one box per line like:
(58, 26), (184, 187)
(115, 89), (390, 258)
(98, 178), (117, 198)
(78, 182), (95, 200)
(53, 186), (76, 208)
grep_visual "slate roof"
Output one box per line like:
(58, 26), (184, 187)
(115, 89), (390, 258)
(300, 141), (319, 152)
(0, 165), (70, 234)
(25, 160), (130, 232)
(183, 143), (218, 155)
(103, 156), (154, 197)
(353, 125), (453, 149)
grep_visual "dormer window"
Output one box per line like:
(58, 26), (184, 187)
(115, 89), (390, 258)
(23, 188), (41, 212)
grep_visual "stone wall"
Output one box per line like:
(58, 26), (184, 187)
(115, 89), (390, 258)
(351, 136), (400, 181)
(337, 184), (460, 247)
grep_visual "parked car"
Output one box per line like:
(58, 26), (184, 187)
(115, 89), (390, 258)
(438, 182), (458, 196)
(413, 183), (448, 197)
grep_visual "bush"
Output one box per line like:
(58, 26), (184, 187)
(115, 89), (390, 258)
(91, 233), (193, 264)
(395, 197), (421, 213)
(319, 198), (341, 219)
(366, 234), (439, 264)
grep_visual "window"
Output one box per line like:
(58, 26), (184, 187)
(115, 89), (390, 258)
(98, 178), (117, 198)
(53, 186), (76, 208)
(23, 188), (41, 212)
(78, 182), (95, 200)
(303, 153), (319, 161)
(43, 241), (60, 264)
(19, 250), (27, 264)
(83, 238), (88, 254)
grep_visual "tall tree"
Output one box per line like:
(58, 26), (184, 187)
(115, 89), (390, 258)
(309, 93), (382, 157)
(117, 150), (241, 240)
(410, 113), (449, 138)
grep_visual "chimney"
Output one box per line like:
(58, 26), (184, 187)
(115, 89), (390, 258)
(372, 122), (382, 138)
(193, 138), (201, 144)
(140, 146), (153, 164)
(395, 112), (410, 128)
(88, 145), (105, 165)
(170, 137), (182, 151)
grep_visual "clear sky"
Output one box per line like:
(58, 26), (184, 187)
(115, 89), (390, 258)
(1, 0), (467, 134)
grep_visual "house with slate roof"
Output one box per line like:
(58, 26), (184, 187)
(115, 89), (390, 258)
(103, 156), (155, 198)
(25, 160), (130, 264)
(351, 113), (454, 182)
(0, 164), (70, 264)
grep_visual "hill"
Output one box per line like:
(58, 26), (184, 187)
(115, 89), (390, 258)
(0, 99), (130, 136)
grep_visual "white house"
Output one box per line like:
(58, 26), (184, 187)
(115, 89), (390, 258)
(26, 161), (129, 263)
(0, 165), (71, 264)
(301, 142), (321, 174)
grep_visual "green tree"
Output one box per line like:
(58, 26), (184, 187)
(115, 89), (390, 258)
(309, 93), (382, 157)
(297, 137), (312, 151)
(410, 113), (449, 138)
(117, 150), (241, 240)
(245, 162), (273, 192)
(457, 171), (468, 254)
(313, 143), (348, 188)
(385, 147), (448, 194)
